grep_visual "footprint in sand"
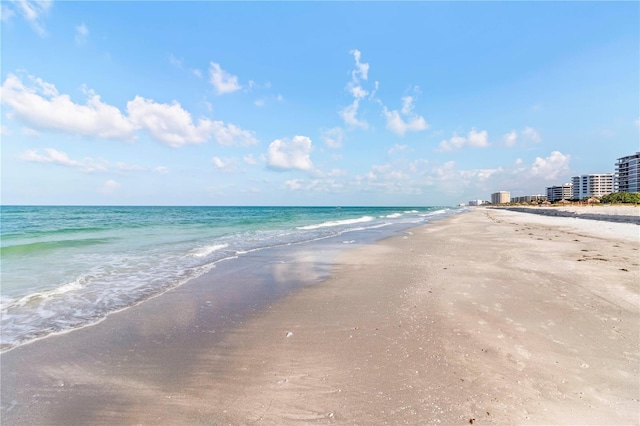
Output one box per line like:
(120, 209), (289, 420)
(515, 345), (531, 359)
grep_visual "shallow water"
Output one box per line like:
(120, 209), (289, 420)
(0, 205), (459, 351)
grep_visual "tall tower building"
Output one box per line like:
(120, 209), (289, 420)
(615, 152), (640, 193)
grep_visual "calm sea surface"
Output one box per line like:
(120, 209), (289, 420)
(0, 206), (459, 351)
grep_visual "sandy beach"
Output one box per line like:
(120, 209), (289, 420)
(2, 208), (638, 425)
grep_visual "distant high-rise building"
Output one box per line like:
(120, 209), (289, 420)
(546, 184), (573, 202)
(571, 174), (614, 200)
(491, 191), (510, 204)
(615, 152), (640, 193)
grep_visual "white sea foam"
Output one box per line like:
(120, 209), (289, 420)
(7, 279), (84, 310)
(296, 216), (374, 230)
(420, 209), (448, 217)
(190, 243), (229, 258)
(385, 213), (403, 218)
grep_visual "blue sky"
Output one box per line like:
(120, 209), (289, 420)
(1, 1), (638, 206)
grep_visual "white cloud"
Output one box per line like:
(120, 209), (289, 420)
(350, 49), (369, 81)
(285, 179), (303, 190)
(211, 156), (237, 172)
(267, 136), (313, 171)
(128, 96), (256, 148)
(522, 126), (541, 142)
(467, 129), (489, 147)
(503, 127), (541, 148)
(1, 73), (137, 141)
(192, 69), (202, 78)
(321, 127), (344, 149)
(75, 22), (89, 45)
(635, 117), (640, 129)
(1, 72), (257, 147)
(388, 144), (407, 155)
(100, 179), (121, 195)
(210, 121), (258, 147)
(340, 50), (371, 129)
(243, 154), (257, 165)
(383, 107), (428, 136)
(0, 125), (10, 136)
(254, 99), (265, 107)
(340, 100), (368, 130)
(209, 62), (241, 95)
(19, 147), (166, 175)
(5, 0), (52, 36)
(382, 93), (428, 137)
(503, 130), (518, 147)
(438, 128), (489, 151)
(529, 151), (570, 181)
(401, 96), (414, 115)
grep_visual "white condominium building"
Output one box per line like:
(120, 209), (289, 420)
(615, 152), (640, 193)
(571, 174), (614, 200)
(546, 184), (573, 202)
(491, 191), (510, 204)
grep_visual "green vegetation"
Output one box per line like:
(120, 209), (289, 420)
(600, 192), (640, 204)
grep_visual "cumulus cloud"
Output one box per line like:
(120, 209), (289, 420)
(127, 96), (256, 147)
(382, 91), (428, 137)
(1, 73), (137, 140)
(321, 127), (344, 149)
(267, 136), (313, 171)
(209, 62), (241, 95)
(383, 106), (428, 136)
(635, 118), (640, 128)
(503, 130), (518, 147)
(19, 147), (166, 174)
(504, 127), (541, 147)
(0, 125), (10, 136)
(438, 128), (489, 151)
(75, 22), (89, 45)
(1, 72), (257, 147)
(529, 151), (570, 181)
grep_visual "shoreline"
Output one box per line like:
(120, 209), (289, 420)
(1, 209), (638, 424)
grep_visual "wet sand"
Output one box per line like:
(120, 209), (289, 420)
(1, 208), (638, 425)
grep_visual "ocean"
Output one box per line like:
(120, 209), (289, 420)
(0, 205), (459, 352)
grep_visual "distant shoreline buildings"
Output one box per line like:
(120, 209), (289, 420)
(468, 151), (639, 206)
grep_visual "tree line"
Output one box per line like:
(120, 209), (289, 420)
(599, 192), (640, 204)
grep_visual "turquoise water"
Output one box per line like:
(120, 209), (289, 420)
(0, 206), (458, 351)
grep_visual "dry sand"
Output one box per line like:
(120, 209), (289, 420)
(2, 209), (639, 425)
